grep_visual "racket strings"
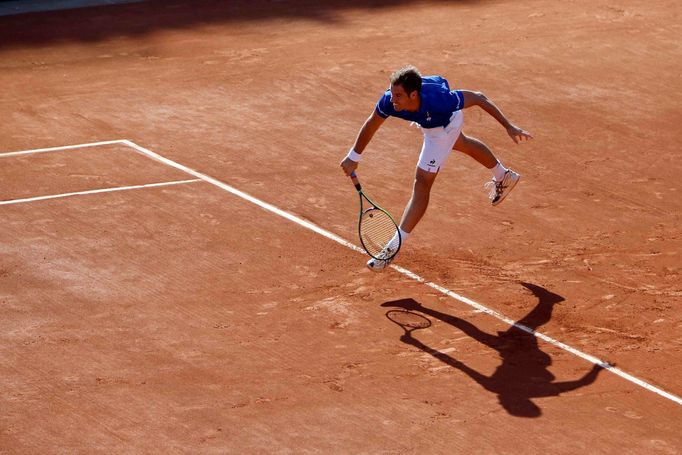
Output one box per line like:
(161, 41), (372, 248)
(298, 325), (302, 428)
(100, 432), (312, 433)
(360, 208), (399, 257)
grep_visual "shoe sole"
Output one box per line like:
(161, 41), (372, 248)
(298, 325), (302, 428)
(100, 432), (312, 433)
(492, 174), (520, 206)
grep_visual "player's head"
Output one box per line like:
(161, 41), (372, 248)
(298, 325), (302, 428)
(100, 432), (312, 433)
(390, 65), (422, 94)
(389, 65), (422, 111)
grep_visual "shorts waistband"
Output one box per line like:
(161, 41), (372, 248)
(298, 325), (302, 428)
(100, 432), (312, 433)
(419, 110), (462, 137)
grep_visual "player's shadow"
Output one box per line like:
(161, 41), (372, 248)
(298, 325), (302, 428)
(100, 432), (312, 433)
(381, 283), (605, 418)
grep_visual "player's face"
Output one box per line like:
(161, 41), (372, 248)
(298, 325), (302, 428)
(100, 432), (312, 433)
(390, 84), (417, 111)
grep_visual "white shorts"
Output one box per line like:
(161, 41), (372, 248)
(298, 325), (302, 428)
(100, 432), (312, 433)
(417, 110), (464, 173)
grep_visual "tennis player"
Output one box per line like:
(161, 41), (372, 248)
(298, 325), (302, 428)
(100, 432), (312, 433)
(340, 65), (532, 271)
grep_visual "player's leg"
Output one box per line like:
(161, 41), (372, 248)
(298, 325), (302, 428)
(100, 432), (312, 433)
(399, 118), (463, 237)
(399, 167), (438, 234)
(454, 132), (520, 206)
(453, 133), (498, 168)
(367, 167), (437, 272)
(367, 116), (460, 272)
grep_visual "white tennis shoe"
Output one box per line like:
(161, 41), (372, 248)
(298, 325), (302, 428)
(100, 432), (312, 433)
(485, 169), (520, 206)
(366, 247), (398, 272)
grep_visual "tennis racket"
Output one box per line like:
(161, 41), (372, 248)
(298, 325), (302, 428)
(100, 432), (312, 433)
(386, 310), (432, 337)
(349, 171), (401, 260)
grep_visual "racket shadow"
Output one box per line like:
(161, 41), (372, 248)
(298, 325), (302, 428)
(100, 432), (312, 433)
(381, 283), (605, 418)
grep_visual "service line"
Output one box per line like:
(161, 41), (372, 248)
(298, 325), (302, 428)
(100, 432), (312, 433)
(0, 179), (201, 206)
(0, 140), (127, 158)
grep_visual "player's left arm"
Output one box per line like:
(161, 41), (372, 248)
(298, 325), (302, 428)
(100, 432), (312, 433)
(460, 90), (533, 144)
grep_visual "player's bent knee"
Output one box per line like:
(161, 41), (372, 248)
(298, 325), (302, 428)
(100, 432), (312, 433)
(453, 133), (473, 152)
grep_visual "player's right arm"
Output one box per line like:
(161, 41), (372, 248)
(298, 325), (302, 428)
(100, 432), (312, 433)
(340, 110), (386, 176)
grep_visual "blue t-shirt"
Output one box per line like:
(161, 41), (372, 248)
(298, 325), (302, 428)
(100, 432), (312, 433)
(375, 75), (464, 128)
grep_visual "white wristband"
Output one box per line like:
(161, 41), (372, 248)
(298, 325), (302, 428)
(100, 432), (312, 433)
(346, 148), (362, 162)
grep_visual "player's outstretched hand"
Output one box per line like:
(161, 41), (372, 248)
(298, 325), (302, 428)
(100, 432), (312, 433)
(340, 156), (358, 176)
(506, 124), (533, 144)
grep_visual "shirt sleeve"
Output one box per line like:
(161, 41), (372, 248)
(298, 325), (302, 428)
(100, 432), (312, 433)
(375, 90), (393, 118)
(449, 90), (465, 112)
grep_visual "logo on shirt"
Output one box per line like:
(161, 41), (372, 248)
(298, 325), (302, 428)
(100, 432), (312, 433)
(426, 111), (431, 122)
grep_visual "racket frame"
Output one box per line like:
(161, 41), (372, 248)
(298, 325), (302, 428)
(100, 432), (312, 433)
(349, 171), (402, 260)
(385, 310), (432, 334)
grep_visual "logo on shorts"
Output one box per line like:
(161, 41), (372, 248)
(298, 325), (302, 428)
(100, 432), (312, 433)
(426, 111), (432, 122)
(429, 159), (436, 166)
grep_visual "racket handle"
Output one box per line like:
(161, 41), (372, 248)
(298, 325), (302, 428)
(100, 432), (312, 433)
(349, 171), (362, 191)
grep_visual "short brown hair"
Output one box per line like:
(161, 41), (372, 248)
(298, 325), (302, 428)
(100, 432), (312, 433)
(390, 65), (422, 95)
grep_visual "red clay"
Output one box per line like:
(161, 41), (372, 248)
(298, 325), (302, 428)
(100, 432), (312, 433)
(1, 1), (680, 453)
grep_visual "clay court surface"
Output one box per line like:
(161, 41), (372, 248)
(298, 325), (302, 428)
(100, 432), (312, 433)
(1, 0), (681, 453)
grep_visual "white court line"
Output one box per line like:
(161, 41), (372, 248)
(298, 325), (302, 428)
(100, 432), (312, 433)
(120, 139), (682, 407)
(0, 179), (201, 206)
(0, 139), (126, 158)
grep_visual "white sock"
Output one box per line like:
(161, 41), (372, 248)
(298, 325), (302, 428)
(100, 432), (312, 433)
(389, 228), (410, 250)
(491, 162), (508, 181)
